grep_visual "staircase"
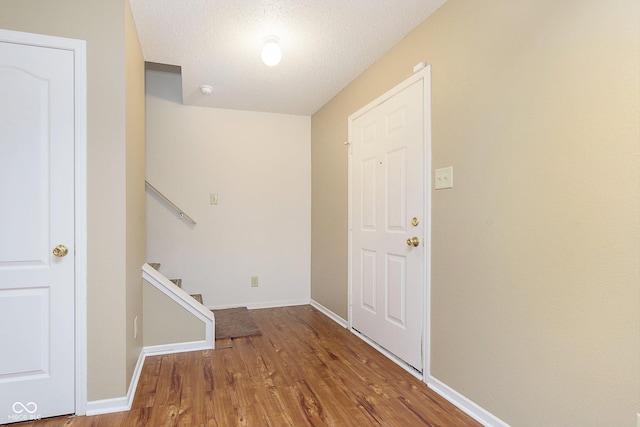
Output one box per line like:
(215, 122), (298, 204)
(142, 262), (215, 351)
(148, 262), (203, 305)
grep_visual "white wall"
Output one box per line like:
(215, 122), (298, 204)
(146, 69), (311, 309)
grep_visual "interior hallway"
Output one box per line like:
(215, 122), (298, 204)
(19, 306), (479, 426)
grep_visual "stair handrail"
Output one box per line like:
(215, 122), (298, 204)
(145, 180), (197, 224)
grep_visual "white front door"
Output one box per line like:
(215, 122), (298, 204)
(0, 38), (76, 423)
(349, 73), (428, 372)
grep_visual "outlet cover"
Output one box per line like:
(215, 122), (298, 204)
(251, 276), (259, 287)
(133, 316), (138, 339)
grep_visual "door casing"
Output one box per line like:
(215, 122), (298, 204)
(347, 66), (432, 382)
(0, 29), (88, 415)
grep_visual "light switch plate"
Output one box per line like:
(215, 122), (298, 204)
(210, 193), (218, 205)
(435, 166), (453, 189)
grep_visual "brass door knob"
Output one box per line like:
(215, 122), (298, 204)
(53, 244), (69, 257)
(406, 237), (420, 247)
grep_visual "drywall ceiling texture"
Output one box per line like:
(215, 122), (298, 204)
(129, 0), (447, 115)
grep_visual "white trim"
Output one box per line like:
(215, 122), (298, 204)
(347, 66), (432, 374)
(310, 299), (348, 328)
(125, 348), (146, 410)
(427, 376), (511, 427)
(87, 347), (144, 416)
(207, 299), (311, 311)
(142, 263), (215, 349)
(73, 35), (88, 420)
(422, 67), (433, 393)
(0, 29), (89, 417)
(85, 397), (129, 417)
(85, 338), (216, 417)
(347, 126), (353, 331)
(143, 341), (212, 356)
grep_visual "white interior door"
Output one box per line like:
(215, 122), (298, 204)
(350, 76), (427, 372)
(0, 39), (76, 423)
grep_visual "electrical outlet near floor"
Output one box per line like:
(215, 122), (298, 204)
(251, 276), (259, 287)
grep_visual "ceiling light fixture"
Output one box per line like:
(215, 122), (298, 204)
(261, 35), (281, 67)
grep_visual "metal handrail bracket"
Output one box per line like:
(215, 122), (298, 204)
(145, 180), (197, 225)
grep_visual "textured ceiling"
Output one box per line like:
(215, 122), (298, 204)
(129, 0), (447, 115)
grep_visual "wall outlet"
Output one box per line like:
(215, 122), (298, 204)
(251, 276), (259, 287)
(636, 413), (640, 427)
(133, 316), (138, 339)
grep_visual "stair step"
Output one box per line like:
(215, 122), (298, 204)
(148, 263), (200, 304)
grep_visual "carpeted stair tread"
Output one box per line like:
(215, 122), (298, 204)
(191, 294), (203, 304)
(170, 278), (182, 288)
(148, 262), (161, 271)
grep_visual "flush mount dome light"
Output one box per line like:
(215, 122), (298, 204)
(261, 35), (281, 67)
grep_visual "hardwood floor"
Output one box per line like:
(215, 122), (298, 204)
(20, 305), (481, 426)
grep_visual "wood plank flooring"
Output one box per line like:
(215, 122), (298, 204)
(19, 305), (481, 426)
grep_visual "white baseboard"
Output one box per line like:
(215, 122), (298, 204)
(85, 347), (145, 416)
(85, 396), (129, 416)
(86, 340), (214, 417)
(427, 375), (510, 427)
(310, 299), (348, 328)
(125, 348), (146, 409)
(207, 298), (311, 311)
(143, 340), (213, 356)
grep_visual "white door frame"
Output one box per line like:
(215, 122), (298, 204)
(347, 66), (432, 382)
(0, 29), (88, 415)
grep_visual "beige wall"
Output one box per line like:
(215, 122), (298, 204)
(311, 0), (639, 425)
(125, 1), (146, 392)
(142, 281), (206, 346)
(0, 0), (146, 401)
